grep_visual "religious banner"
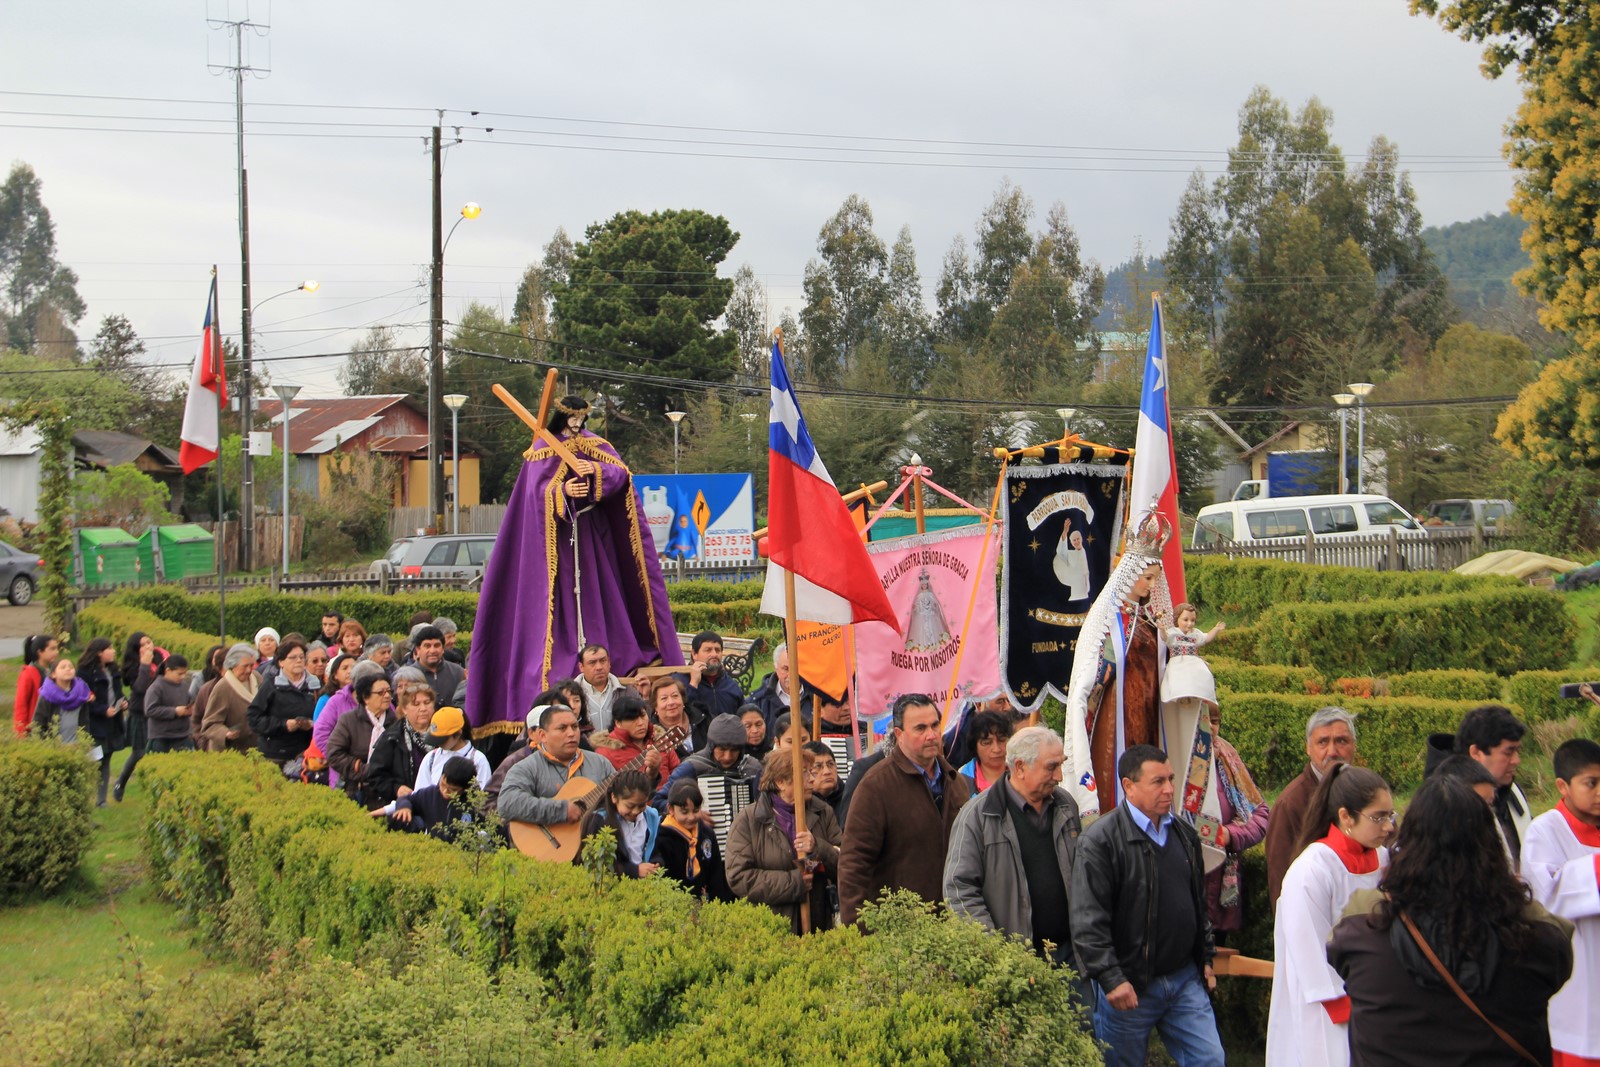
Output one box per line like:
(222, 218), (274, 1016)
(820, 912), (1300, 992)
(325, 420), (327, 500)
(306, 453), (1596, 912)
(854, 526), (1000, 723)
(1001, 447), (1129, 712)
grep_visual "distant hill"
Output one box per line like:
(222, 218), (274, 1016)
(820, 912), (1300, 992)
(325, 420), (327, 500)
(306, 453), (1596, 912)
(1422, 211), (1530, 312)
(1095, 254), (1166, 331)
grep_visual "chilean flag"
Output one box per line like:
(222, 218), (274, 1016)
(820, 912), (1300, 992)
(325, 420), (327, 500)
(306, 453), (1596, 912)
(1128, 296), (1186, 606)
(178, 273), (228, 473)
(760, 340), (897, 628)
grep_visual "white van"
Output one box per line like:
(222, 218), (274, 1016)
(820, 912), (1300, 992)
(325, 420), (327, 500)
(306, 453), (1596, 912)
(1191, 493), (1420, 548)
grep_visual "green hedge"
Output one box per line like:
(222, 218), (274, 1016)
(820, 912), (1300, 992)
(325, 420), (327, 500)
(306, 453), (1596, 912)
(1387, 669), (1505, 702)
(77, 598), (240, 663)
(1252, 586), (1574, 678)
(665, 578), (765, 604)
(0, 738), (96, 902)
(1185, 555), (1516, 619)
(1210, 659), (1324, 695)
(111, 585), (482, 640)
(138, 753), (1099, 1065)
(1219, 692), (1483, 793)
(1504, 668), (1600, 724)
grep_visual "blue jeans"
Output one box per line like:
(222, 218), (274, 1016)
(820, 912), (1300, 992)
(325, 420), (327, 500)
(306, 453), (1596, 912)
(1092, 964), (1224, 1067)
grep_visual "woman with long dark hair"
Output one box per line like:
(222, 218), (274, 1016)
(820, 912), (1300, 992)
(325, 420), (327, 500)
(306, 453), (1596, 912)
(113, 631), (162, 801)
(1267, 764), (1395, 1067)
(78, 638), (125, 805)
(1330, 776), (1574, 1065)
(12, 633), (59, 736)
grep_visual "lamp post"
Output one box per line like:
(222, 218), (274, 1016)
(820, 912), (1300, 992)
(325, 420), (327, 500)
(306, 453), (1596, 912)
(429, 200), (482, 532)
(1054, 406), (1077, 442)
(740, 411), (757, 447)
(666, 410), (687, 474)
(1333, 393), (1356, 494)
(1348, 382), (1374, 494)
(272, 384), (301, 575)
(245, 280), (317, 572)
(443, 393), (467, 534)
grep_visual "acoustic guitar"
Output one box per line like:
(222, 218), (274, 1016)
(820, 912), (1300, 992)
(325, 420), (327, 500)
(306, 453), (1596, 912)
(507, 723), (688, 862)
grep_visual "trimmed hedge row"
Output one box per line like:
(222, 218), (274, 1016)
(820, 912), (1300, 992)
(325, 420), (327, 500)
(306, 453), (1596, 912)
(138, 753), (1100, 1064)
(1387, 668), (1505, 702)
(667, 578), (765, 604)
(77, 598), (241, 663)
(1252, 586), (1574, 678)
(112, 585), (482, 641)
(1217, 692), (1483, 792)
(1185, 555), (1516, 618)
(1503, 668), (1600, 724)
(1208, 658), (1323, 695)
(0, 738), (96, 902)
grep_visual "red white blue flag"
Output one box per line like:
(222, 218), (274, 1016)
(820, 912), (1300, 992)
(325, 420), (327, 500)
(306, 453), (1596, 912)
(179, 272), (228, 473)
(760, 339), (897, 628)
(1128, 296), (1186, 606)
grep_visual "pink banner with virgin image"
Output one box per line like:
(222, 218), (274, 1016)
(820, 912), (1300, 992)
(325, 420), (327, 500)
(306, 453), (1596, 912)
(854, 525), (1001, 727)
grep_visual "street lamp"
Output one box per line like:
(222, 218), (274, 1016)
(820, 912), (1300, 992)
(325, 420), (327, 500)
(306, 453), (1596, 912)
(443, 393), (468, 534)
(240, 280), (318, 571)
(665, 410), (687, 474)
(1054, 406), (1077, 442)
(430, 202), (482, 532)
(1333, 393), (1356, 494)
(273, 384), (301, 575)
(1348, 382), (1374, 494)
(740, 411), (757, 447)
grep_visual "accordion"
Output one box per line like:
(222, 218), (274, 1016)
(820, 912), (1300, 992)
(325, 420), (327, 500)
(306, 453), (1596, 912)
(820, 735), (856, 782)
(699, 773), (756, 853)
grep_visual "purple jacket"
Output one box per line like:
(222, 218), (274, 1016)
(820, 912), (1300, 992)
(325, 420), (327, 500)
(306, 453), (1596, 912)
(313, 685), (358, 788)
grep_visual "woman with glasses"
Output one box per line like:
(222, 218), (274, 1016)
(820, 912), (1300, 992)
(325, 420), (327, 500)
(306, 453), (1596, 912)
(365, 684), (437, 809)
(1267, 764), (1396, 1067)
(246, 637), (318, 769)
(326, 672), (397, 805)
(199, 643), (260, 754)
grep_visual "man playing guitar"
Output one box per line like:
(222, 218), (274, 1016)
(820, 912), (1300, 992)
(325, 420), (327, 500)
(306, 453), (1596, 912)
(498, 704), (613, 830)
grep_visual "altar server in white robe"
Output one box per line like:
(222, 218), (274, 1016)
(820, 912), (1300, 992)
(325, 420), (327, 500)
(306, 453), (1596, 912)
(1267, 763), (1394, 1067)
(1524, 737), (1600, 1067)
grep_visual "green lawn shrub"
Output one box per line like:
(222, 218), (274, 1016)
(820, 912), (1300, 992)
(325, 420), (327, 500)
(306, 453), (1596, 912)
(76, 598), (237, 664)
(1185, 555), (1516, 619)
(1504, 668), (1600, 724)
(110, 585), (481, 640)
(137, 752), (1100, 1065)
(1386, 669), (1504, 702)
(1217, 692), (1482, 792)
(665, 578), (765, 604)
(1252, 586), (1574, 678)
(1209, 659), (1323, 695)
(0, 738), (96, 902)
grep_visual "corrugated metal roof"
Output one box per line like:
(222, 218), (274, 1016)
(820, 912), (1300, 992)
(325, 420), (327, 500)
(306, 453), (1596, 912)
(0, 426), (42, 456)
(256, 395), (414, 454)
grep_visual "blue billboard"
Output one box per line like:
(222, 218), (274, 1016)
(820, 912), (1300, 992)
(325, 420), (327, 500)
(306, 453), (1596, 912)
(634, 473), (756, 561)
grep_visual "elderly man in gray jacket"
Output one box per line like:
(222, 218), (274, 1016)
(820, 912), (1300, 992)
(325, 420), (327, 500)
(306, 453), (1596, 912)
(943, 726), (1081, 963)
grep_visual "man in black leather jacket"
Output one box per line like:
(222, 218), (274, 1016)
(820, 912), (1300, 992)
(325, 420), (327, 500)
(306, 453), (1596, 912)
(1069, 744), (1223, 1067)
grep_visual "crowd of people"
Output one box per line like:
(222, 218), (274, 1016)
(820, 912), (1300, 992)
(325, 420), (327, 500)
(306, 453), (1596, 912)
(11, 615), (1600, 1065)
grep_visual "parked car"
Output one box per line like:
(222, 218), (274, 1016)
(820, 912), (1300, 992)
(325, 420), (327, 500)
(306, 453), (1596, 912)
(1192, 493), (1421, 548)
(1424, 498), (1512, 529)
(0, 539), (43, 606)
(371, 534), (495, 581)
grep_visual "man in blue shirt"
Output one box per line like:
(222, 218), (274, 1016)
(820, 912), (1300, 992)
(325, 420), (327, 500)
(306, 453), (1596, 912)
(677, 631), (745, 720)
(1070, 743), (1222, 1067)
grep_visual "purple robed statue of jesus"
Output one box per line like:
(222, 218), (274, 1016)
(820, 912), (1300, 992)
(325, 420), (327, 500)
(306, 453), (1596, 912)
(465, 395), (682, 737)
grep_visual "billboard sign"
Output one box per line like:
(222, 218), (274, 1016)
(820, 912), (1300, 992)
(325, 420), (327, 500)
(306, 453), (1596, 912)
(634, 473), (755, 561)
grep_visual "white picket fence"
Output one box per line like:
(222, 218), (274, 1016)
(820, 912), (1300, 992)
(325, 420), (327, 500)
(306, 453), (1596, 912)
(1188, 525), (1502, 572)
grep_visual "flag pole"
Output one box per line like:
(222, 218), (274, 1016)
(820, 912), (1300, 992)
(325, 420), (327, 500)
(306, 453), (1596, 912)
(212, 265), (228, 645)
(772, 326), (811, 934)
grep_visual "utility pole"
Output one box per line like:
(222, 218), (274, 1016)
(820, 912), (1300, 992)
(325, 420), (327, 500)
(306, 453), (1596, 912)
(429, 125), (445, 531)
(209, 9), (270, 571)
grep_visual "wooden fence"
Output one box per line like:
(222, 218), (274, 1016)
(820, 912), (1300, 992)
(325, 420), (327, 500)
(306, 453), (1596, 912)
(212, 517), (305, 573)
(390, 505), (509, 538)
(1188, 525), (1502, 572)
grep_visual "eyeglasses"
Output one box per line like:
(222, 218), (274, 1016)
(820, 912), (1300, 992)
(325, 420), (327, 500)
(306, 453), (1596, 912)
(1361, 810), (1398, 826)
(371, 687), (392, 697)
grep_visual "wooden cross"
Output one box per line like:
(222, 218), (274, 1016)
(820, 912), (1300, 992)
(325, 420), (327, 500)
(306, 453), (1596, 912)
(492, 368), (591, 474)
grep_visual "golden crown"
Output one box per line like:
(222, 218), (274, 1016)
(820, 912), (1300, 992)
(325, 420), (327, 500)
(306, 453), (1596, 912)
(1128, 509), (1173, 557)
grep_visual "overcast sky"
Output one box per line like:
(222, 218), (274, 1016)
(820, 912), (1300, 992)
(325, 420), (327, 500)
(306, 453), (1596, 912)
(4, 1), (1522, 402)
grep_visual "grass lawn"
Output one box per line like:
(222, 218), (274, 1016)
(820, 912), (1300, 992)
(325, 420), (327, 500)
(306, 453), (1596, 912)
(0, 751), (238, 1018)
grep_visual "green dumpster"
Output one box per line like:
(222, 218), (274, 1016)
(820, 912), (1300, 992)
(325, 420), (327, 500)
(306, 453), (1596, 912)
(76, 527), (142, 588)
(138, 524), (216, 582)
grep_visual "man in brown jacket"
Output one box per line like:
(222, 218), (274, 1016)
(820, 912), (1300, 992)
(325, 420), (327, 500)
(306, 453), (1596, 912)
(838, 693), (972, 926)
(1263, 706), (1357, 908)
